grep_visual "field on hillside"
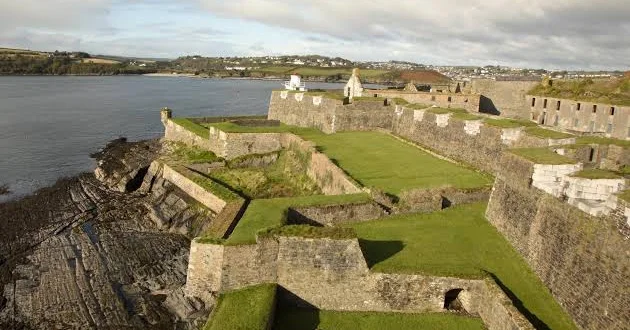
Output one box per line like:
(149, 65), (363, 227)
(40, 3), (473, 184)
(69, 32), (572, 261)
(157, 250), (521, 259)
(81, 58), (121, 64)
(347, 202), (577, 330)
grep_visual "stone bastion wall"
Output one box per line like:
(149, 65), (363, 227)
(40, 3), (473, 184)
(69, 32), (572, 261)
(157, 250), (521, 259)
(470, 79), (540, 118)
(186, 235), (533, 330)
(391, 108), (575, 173)
(162, 115), (362, 195)
(267, 91), (395, 134)
(486, 153), (630, 330)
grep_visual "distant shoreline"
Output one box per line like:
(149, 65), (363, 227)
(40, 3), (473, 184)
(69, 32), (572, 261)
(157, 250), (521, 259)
(0, 73), (390, 84)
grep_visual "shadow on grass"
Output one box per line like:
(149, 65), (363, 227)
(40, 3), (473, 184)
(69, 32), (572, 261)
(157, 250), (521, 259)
(358, 239), (404, 268)
(486, 272), (551, 330)
(275, 286), (321, 330)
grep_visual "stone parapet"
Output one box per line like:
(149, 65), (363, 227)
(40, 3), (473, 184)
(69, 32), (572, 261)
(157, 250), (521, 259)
(185, 233), (534, 330)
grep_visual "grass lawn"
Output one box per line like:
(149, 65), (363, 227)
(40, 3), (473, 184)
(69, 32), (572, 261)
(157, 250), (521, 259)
(204, 283), (276, 330)
(171, 117), (209, 138)
(296, 131), (492, 195)
(226, 194), (370, 245)
(484, 118), (537, 128)
(205, 121), (321, 134)
(273, 308), (485, 330)
(510, 148), (577, 165)
(346, 202), (577, 330)
(524, 127), (574, 139)
(570, 169), (622, 179)
(163, 142), (219, 164)
(617, 189), (630, 202)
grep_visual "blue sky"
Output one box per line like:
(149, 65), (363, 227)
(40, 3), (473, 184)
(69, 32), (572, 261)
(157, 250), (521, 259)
(1, 0), (629, 70)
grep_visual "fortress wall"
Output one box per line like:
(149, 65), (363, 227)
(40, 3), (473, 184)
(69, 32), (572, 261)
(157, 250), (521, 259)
(365, 89), (480, 112)
(268, 91), (338, 133)
(287, 202), (387, 226)
(164, 118), (219, 151)
(161, 163), (227, 213)
(470, 79), (539, 118)
(334, 107), (394, 132)
(186, 235), (534, 329)
(527, 95), (630, 139)
(392, 108), (505, 173)
(486, 177), (630, 330)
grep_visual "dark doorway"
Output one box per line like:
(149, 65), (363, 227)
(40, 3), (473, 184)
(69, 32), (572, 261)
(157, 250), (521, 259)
(444, 288), (465, 311)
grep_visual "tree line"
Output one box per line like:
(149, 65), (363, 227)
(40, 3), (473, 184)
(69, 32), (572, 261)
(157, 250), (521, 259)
(0, 55), (156, 75)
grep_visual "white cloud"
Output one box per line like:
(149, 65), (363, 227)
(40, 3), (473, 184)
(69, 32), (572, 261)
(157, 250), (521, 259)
(0, 0), (628, 69)
(196, 0), (630, 69)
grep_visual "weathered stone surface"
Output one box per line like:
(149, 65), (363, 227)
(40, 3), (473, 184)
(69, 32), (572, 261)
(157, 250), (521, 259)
(0, 139), (209, 330)
(487, 178), (630, 330)
(287, 202), (387, 226)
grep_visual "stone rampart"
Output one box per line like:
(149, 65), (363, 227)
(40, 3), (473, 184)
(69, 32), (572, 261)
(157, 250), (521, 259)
(392, 108), (505, 173)
(470, 79), (539, 118)
(486, 177), (630, 330)
(268, 91), (339, 133)
(186, 234), (534, 330)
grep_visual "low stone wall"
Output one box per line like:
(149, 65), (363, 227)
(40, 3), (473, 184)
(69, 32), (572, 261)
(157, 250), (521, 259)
(396, 186), (492, 214)
(287, 202), (387, 226)
(186, 234), (534, 330)
(160, 163), (227, 213)
(486, 178), (630, 330)
(163, 118), (217, 151)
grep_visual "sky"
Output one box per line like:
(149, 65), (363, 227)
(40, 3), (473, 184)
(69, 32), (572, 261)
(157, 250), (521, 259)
(0, 0), (629, 70)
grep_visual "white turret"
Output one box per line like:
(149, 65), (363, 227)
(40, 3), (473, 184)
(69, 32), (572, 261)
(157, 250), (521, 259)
(284, 74), (307, 91)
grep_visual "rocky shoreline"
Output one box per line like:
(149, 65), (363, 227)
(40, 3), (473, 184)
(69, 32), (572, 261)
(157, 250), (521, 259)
(0, 138), (210, 330)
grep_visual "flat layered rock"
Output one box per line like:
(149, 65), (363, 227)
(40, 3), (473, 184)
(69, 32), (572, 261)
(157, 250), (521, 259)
(0, 139), (210, 330)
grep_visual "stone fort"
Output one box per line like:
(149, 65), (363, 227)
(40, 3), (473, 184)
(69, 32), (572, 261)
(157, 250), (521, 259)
(145, 70), (629, 330)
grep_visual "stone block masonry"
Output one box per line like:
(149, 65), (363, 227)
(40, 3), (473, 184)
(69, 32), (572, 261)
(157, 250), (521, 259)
(527, 95), (630, 140)
(364, 89), (481, 113)
(186, 234), (534, 330)
(470, 79), (540, 118)
(287, 202), (387, 226)
(486, 177), (630, 330)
